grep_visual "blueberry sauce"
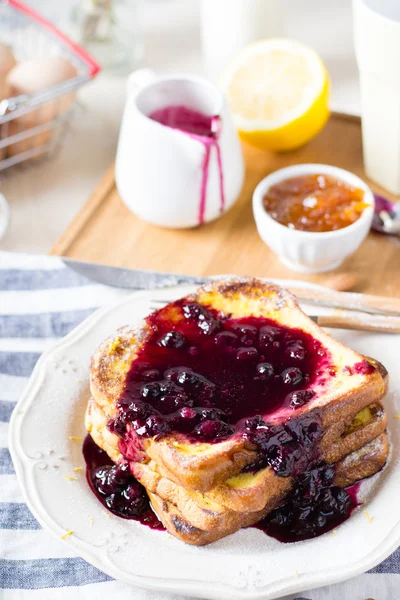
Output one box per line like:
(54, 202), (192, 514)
(343, 360), (375, 376)
(149, 105), (215, 137)
(84, 299), (368, 541)
(83, 434), (360, 541)
(148, 105), (225, 223)
(254, 464), (359, 542)
(83, 435), (164, 529)
(109, 300), (335, 477)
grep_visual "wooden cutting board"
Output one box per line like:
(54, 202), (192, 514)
(51, 115), (400, 296)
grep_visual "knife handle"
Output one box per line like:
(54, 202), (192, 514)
(316, 311), (400, 333)
(289, 287), (400, 316)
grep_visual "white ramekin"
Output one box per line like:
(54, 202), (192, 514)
(252, 163), (374, 274)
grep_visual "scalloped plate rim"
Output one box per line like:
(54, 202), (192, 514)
(8, 278), (400, 600)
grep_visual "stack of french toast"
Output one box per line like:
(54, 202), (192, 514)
(85, 278), (389, 545)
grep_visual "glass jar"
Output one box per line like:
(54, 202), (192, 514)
(70, 0), (144, 74)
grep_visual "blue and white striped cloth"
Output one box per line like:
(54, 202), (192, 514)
(0, 251), (398, 600)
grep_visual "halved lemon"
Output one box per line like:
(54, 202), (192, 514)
(220, 39), (330, 152)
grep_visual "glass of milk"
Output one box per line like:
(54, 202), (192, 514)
(353, 0), (400, 194)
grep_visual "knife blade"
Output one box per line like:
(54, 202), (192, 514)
(62, 258), (208, 290)
(62, 258), (400, 318)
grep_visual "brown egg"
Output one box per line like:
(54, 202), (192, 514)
(6, 56), (77, 158)
(5, 120), (52, 159)
(0, 74), (10, 100)
(0, 42), (15, 161)
(0, 42), (16, 78)
(7, 56), (77, 107)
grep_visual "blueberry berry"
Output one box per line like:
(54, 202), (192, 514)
(256, 362), (274, 378)
(236, 347), (259, 360)
(182, 303), (220, 335)
(281, 367), (303, 386)
(214, 331), (238, 348)
(286, 341), (306, 361)
(287, 389), (315, 408)
(92, 463), (148, 518)
(157, 331), (186, 348)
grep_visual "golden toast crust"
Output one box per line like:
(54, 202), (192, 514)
(86, 395), (387, 515)
(89, 277), (389, 492)
(147, 431), (388, 545)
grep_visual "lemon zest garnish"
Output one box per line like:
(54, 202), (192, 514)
(73, 467), (83, 472)
(364, 510), (374, 524)
(69, 436), (83, 441)
(332, 529), (338, 536)
(108, 336), (122, 354)
(89, 515), (94, 527)
(64, 475), (78, 481)
(103, 512), (111, 519)
(61, 530), (73, 539)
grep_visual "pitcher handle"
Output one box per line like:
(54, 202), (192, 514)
(127, 68), (156, 97)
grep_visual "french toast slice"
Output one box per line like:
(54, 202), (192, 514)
(86, 395), (387, 515)
(132, 459), (292, 530)
(89, 277), (388, 492)
(147, 491), (270, 546)
(148, 431), (389, 545)
(85, 393), (388, 476)
(334, 432), (389, 487)
(204, 402), (387, 511)
(138, 430), (389, 533)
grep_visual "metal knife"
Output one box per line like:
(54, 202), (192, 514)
(62, 258), (208, 289)
(62, 258), (400, 333)
(147, 299), (400, 333)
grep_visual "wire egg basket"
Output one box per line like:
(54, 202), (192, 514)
(0, 0), (100, 171)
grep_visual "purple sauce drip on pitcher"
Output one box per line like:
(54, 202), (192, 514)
(149, 105), (225, 224)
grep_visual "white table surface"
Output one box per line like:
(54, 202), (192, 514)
(0, 0), (360, 255)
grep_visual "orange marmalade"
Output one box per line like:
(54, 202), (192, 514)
(262, 174), (368, 232)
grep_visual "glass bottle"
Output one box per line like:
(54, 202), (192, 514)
(69, 0), (144, 74)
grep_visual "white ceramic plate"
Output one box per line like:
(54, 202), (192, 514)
(9, 281), (400, 600)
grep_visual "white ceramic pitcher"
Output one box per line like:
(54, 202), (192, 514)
(115, 69), (244, 229)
